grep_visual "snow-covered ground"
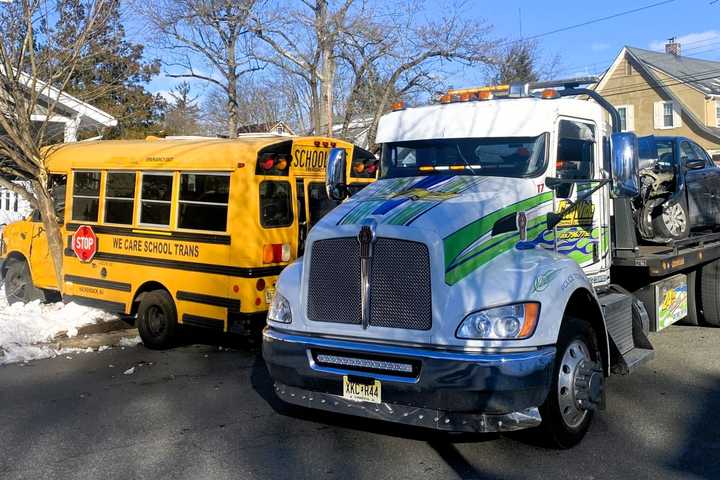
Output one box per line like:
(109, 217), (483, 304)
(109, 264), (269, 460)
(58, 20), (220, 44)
(0, 288), (121, 365)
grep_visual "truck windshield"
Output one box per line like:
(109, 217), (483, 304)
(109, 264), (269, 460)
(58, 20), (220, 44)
(380, 134), (547, 179)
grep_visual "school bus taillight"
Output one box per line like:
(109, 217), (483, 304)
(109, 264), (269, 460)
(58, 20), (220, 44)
(263, 243), (291, 263)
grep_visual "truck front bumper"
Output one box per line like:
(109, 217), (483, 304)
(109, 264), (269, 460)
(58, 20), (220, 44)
(262, 327), (556, 433)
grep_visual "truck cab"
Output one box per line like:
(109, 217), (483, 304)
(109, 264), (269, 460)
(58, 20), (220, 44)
(262, 80), (703, 448)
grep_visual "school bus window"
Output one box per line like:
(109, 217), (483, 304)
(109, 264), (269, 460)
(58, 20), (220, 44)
(259, 181), (293, 228)
(178, 173), (229, 232)
(49, 174), (67, 219)
(105, 172), (136, 225)
(71, 171), (100, 222)
(139, 173), (173, 226)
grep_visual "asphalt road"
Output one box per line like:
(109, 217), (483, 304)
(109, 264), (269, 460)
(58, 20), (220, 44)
(1, 325), (719, 480)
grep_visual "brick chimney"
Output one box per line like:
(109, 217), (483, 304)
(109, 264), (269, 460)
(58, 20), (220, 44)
(665, 37), (681, 56)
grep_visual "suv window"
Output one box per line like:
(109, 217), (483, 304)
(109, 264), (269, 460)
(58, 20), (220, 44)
(178, 173), (230, 232)
(139, 173), (173, 226)
(260, 181), (293, 227)
(105, 172), (136, 225)
(680, 141), (699, 162)
(691, 143), (713, 167)
(71, 171), (100, 222)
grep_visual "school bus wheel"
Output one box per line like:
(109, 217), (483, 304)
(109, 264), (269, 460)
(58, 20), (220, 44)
(137, 289), (178, 349)
(3, 257), (44, 305)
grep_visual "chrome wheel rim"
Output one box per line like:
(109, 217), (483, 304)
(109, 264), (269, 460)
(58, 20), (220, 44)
(557, 339), (591, 429)
(662, 203), (686, 236)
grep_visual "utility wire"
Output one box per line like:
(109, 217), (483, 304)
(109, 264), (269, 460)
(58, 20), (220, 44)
(516, 0), (677, 44)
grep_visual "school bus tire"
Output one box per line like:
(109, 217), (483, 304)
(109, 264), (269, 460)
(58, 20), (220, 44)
(137, 289), (178, 349)
(3, 257), (45, 305)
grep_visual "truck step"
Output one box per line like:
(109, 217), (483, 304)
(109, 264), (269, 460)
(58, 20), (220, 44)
(611, 347), (655, 375)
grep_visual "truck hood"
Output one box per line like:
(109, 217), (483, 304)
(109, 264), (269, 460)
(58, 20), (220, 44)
(323, 175), (552, 239)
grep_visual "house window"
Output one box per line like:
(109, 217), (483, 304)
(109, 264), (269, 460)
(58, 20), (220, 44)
(625, 60), (633, 76)
(663, 102), (674, 128)
(276, 125), (285, 135)
(177, 173), (230, 232)
(139, 173), (173, 226)
(716, 101), (720, 128)
(618, 107), (627, 132)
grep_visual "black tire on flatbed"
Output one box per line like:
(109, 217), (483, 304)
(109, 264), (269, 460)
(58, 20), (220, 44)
(699, 260), (720, 327)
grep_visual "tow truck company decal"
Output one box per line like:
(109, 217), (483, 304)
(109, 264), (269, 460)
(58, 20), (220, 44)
(531, 268), (563, 293)
(443, 192), (554, 285)
(337, 175), (485, 226)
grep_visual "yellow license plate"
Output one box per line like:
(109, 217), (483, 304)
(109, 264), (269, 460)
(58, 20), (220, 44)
(342, 376), (381, 404)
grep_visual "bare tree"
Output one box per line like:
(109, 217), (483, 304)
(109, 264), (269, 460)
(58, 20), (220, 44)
(253, 0), (495, 146)
(141, 0), (262, 137)
(162, 81), (202, 135)
(252, 0), (361, 136)
(0, 0), (115, 289)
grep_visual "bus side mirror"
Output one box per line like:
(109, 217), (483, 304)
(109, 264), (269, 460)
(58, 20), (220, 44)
(326, 148), (348, 201)
(610, 132), (640, 198)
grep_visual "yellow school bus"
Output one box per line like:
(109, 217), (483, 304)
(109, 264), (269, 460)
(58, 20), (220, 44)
(0, 135), (376, 348)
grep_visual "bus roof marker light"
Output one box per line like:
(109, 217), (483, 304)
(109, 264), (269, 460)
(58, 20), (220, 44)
(439, 94), (452, 104)
(391, 101), (405, 111)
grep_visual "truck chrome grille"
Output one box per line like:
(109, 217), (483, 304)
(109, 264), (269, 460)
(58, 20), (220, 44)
(306, 237), (432, 330)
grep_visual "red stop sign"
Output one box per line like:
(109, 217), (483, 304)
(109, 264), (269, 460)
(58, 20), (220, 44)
(72, 225), (98, 262)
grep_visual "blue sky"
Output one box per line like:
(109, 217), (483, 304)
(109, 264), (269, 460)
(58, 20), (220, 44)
(140, 0), (720, 97)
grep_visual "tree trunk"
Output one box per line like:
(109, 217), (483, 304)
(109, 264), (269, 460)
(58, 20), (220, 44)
(33, 181), (64, 295)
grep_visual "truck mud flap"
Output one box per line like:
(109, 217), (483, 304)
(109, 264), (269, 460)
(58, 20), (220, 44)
(599, 291), (655, 375)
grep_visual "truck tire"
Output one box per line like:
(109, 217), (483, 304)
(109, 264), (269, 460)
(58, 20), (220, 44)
(651, 198), (689, 241)
(699, 260), (720, 327)
(137, 289), (178, 349)
(3, 258), (44, 305)
(538, 316), (601, 449)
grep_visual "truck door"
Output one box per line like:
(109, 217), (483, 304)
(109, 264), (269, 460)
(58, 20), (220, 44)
(553, 118), (609, 277)
(681, 140), (715, 227)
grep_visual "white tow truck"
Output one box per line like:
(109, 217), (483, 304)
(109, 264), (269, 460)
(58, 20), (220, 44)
(262, 78), (719, 448)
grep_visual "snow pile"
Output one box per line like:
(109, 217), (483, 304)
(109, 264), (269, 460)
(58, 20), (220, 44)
(0, 289), (117, 365)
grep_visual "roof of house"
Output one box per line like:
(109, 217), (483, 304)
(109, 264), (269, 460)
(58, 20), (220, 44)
(625, 46), (720, 95)
(596, 46), (720, 143)
(1, 67), (117, 129)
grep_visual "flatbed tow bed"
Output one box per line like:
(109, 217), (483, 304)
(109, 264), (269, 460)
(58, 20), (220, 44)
(614, 231), (720, 276)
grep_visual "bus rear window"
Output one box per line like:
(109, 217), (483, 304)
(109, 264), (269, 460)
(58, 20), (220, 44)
(72, 171), (100, 222)
(178, 173), (229, 232)
(260, 181), (293, 228)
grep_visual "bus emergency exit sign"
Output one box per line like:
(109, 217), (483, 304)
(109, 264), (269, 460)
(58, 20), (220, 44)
(72, 225), (98, 262)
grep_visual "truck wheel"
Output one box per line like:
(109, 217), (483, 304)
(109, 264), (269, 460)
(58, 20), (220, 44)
(137, 290), (177, 349)
(538, 316), (602, 449)
(3, 259), (44, 304)
(651, 199), (689, 241)
(699, 260), (720, 327)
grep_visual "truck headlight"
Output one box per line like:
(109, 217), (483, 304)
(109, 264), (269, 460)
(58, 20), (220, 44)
(456, 303), (540, 340)
(268, 293), (292, 324)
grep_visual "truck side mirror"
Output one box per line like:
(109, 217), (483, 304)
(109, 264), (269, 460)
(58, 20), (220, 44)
(610, 132), (640, 198)
(326, 148), (348, 201)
